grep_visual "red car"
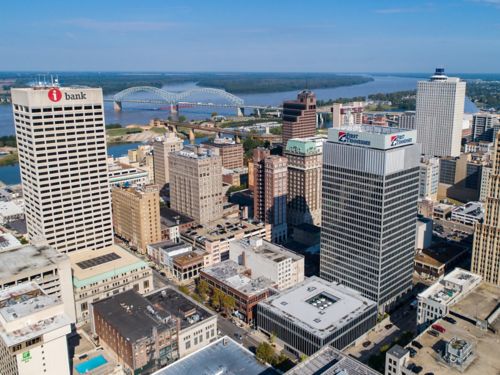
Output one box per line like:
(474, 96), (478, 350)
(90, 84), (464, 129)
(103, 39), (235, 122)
(432, 323), (446, 333)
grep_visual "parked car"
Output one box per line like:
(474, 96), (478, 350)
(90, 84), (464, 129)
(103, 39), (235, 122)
(362, 341), (371, 348)
(431, 324), (446, 333)
(443, 316), (456, 324)
(385, 324), (393, 330)
(428, 329), (439, 337)
(412, 340), (423, 349)
(409, 348), (417, 358)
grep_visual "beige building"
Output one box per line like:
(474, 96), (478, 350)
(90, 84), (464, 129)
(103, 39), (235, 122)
(69, 244), (153, 322)
(253, 148), (288, 243)
(112, 184), (161, 254)
(472, 132), (500, 285)
(11, 86), (114, 253)
(170, 146), (223, 224)
(331, 102), (364, 128)
(285, 138), (323, 227)
(229, 237), (304, 290)
(0, 243), (76, 323)
(203, 137), (244, 169)
(153, 132), (184, 188)
(0, 283), (72, 375)
(182, 217), (270, 266)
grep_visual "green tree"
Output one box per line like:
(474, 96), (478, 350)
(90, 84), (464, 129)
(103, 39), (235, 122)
(221, 294), (236, 316)
(197, 279), (210, 300)
(178, 285), (190, 295)
(211, 289), (223, 311)
(211, 112), (218, 117)
(178, 115), (187, 123)
(269, 126), (282, 135)
(256, 342), (275, 364)
(269, 332), (276, 345)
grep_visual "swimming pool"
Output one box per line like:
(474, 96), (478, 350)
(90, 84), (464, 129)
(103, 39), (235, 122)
(75, 355), (108, 374)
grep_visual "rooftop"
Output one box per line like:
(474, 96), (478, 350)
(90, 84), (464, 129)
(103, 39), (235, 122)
(0, 282), (71, 346)
(0, 232), (22, 252)
(0, 200), (23, 217)
(286, 345), (380, 375)
(419, 268), (482, 306)
(153, 336), (277, 375)
(0, 243), (68, 279)
(92, 290), (176, 342)
(414, 245), (469, 268)
(160, 206), (194, 227)
(285, 138), (323, 155)
(258, 277), (376, 338)
(201, 260), (275, 297)
(68, 244), (148, 289)
(148, 239), (191, 254)
(146, 288), (215, 330)
(173, 249), (207, 267)
(327, 126), (416, 150)
(451, 201), (484, 218)
(404, 283), (500, 375)
(183, 217), (267, 244)
(231, 237), (303, 263)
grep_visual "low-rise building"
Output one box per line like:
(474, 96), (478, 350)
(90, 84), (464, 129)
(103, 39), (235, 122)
(289, 345), (380, 375)
(415, 218), (432, 250)
(229, 237), (304, 290)
(432, 203), (454, 220)
(0, 243), (76, 323)
(147, 239), (192, 269)
(414, 245), (470, 281)
(160, 207), (195, 242)
(68, 244), (153, 322)
(200, 260), (275, 324)
(182, 217), (270, 267)
(0, 201), (24, 225)
(0, 283), (72, 375)
(91, 287), (218, 374)
(450, 201), (484, 225)
(417, 268), (482, 329)
(108, 159), (150, 187)
(153, 336), (276, 375)
(0, 232), (21, 252)
(256, 276), (377, 356)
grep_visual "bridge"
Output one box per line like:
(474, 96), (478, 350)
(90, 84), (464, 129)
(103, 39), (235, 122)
(107, 86), (276, 117)
(150, 119), (281, 144)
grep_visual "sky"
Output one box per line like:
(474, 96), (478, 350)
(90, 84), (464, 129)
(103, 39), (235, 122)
(0, 0), (499, 73)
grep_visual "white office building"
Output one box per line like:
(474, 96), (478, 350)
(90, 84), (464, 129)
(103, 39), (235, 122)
(415, 68), (466, 157)
(11, 85), (114, 253)
(320, 126), (420, 311)
(229, 237), (304, 290)
(0, 283), (72, 375)
(416, 268), (481, 329)
(419, 157), (440, 200)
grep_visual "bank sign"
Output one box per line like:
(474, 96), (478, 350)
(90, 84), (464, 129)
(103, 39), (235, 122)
(47, 88), (87, 102)
(330, 128), (416, 150)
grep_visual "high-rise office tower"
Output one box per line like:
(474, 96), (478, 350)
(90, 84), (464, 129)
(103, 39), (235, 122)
(11, 86), (113, 253)
(320, 126), (420, 311)
(285, 137), (323, 226)
(112, 184), (162, 254)
(253, 148), (288, 243)
(415, 68), (466, 157)
(472, 113), (500, 142)
(282, 90), (317, 146)
(153, 132), (184, 188)
(169, 146), (223, 224)
(472, 132), (500, 285)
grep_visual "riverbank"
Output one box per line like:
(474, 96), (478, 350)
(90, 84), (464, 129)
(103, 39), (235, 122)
(0, 151), (18, 166)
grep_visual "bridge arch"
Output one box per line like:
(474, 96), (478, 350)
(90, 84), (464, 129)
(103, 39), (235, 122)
(113, 86), (177, 103)
(175, 88), (244, 106)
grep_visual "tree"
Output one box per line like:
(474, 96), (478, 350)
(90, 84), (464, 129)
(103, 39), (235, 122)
(178, 115), (187, 123)
(256, 342), (275, 364)
(269, 126), (282, 135)
(269, 332), (276, 345)
(178, 285), (189, 295)
(221, 294), (236, 316)
(210, 289), (223, 311)
(211, 112), (218, 117)
(197, 279), (209, 300)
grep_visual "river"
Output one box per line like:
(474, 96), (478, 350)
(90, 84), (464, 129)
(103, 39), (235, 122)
(0, 74), (478, 185)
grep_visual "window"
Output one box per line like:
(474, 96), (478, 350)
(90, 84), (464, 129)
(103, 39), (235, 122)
(185, 340), (191, 350)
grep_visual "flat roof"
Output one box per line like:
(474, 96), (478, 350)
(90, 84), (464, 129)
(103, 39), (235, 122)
(259, 277), (376, 338)
(0, 232), (22, 252)
(153, 336), (277, 375)
(146, 288), (215, 330)
(414, 245), (469, 268)
(287, 345), (380, 375)
(0, 201), (23, 217)
(419, 268), (482, 307)
(0, 244), (68, 280)
(148, 239), (191, 254)
(183, 217), (266, 244)
(231, 237), (303, 263)
(328, 126), (416, 150)
(0, 282), (71, 346)
(92, 289), (176, 342)
(68, 244), (148, 288)
(202, 260), (275, 297)
(160, 206), (194, 227)
(405, 283), (500, 375)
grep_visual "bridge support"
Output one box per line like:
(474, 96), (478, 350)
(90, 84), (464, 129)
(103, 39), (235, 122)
(189, 129), (195, 144)
(114, 101), (122, 112)
(235, 135), (241, 144)
(237, 107), (244, 117)
(317, 113), (324, 128)
(254, 108), (261, 118)
(170, 103), (178, 114)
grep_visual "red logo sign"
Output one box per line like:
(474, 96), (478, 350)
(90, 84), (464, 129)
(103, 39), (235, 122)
(48, 88), (62, 102)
